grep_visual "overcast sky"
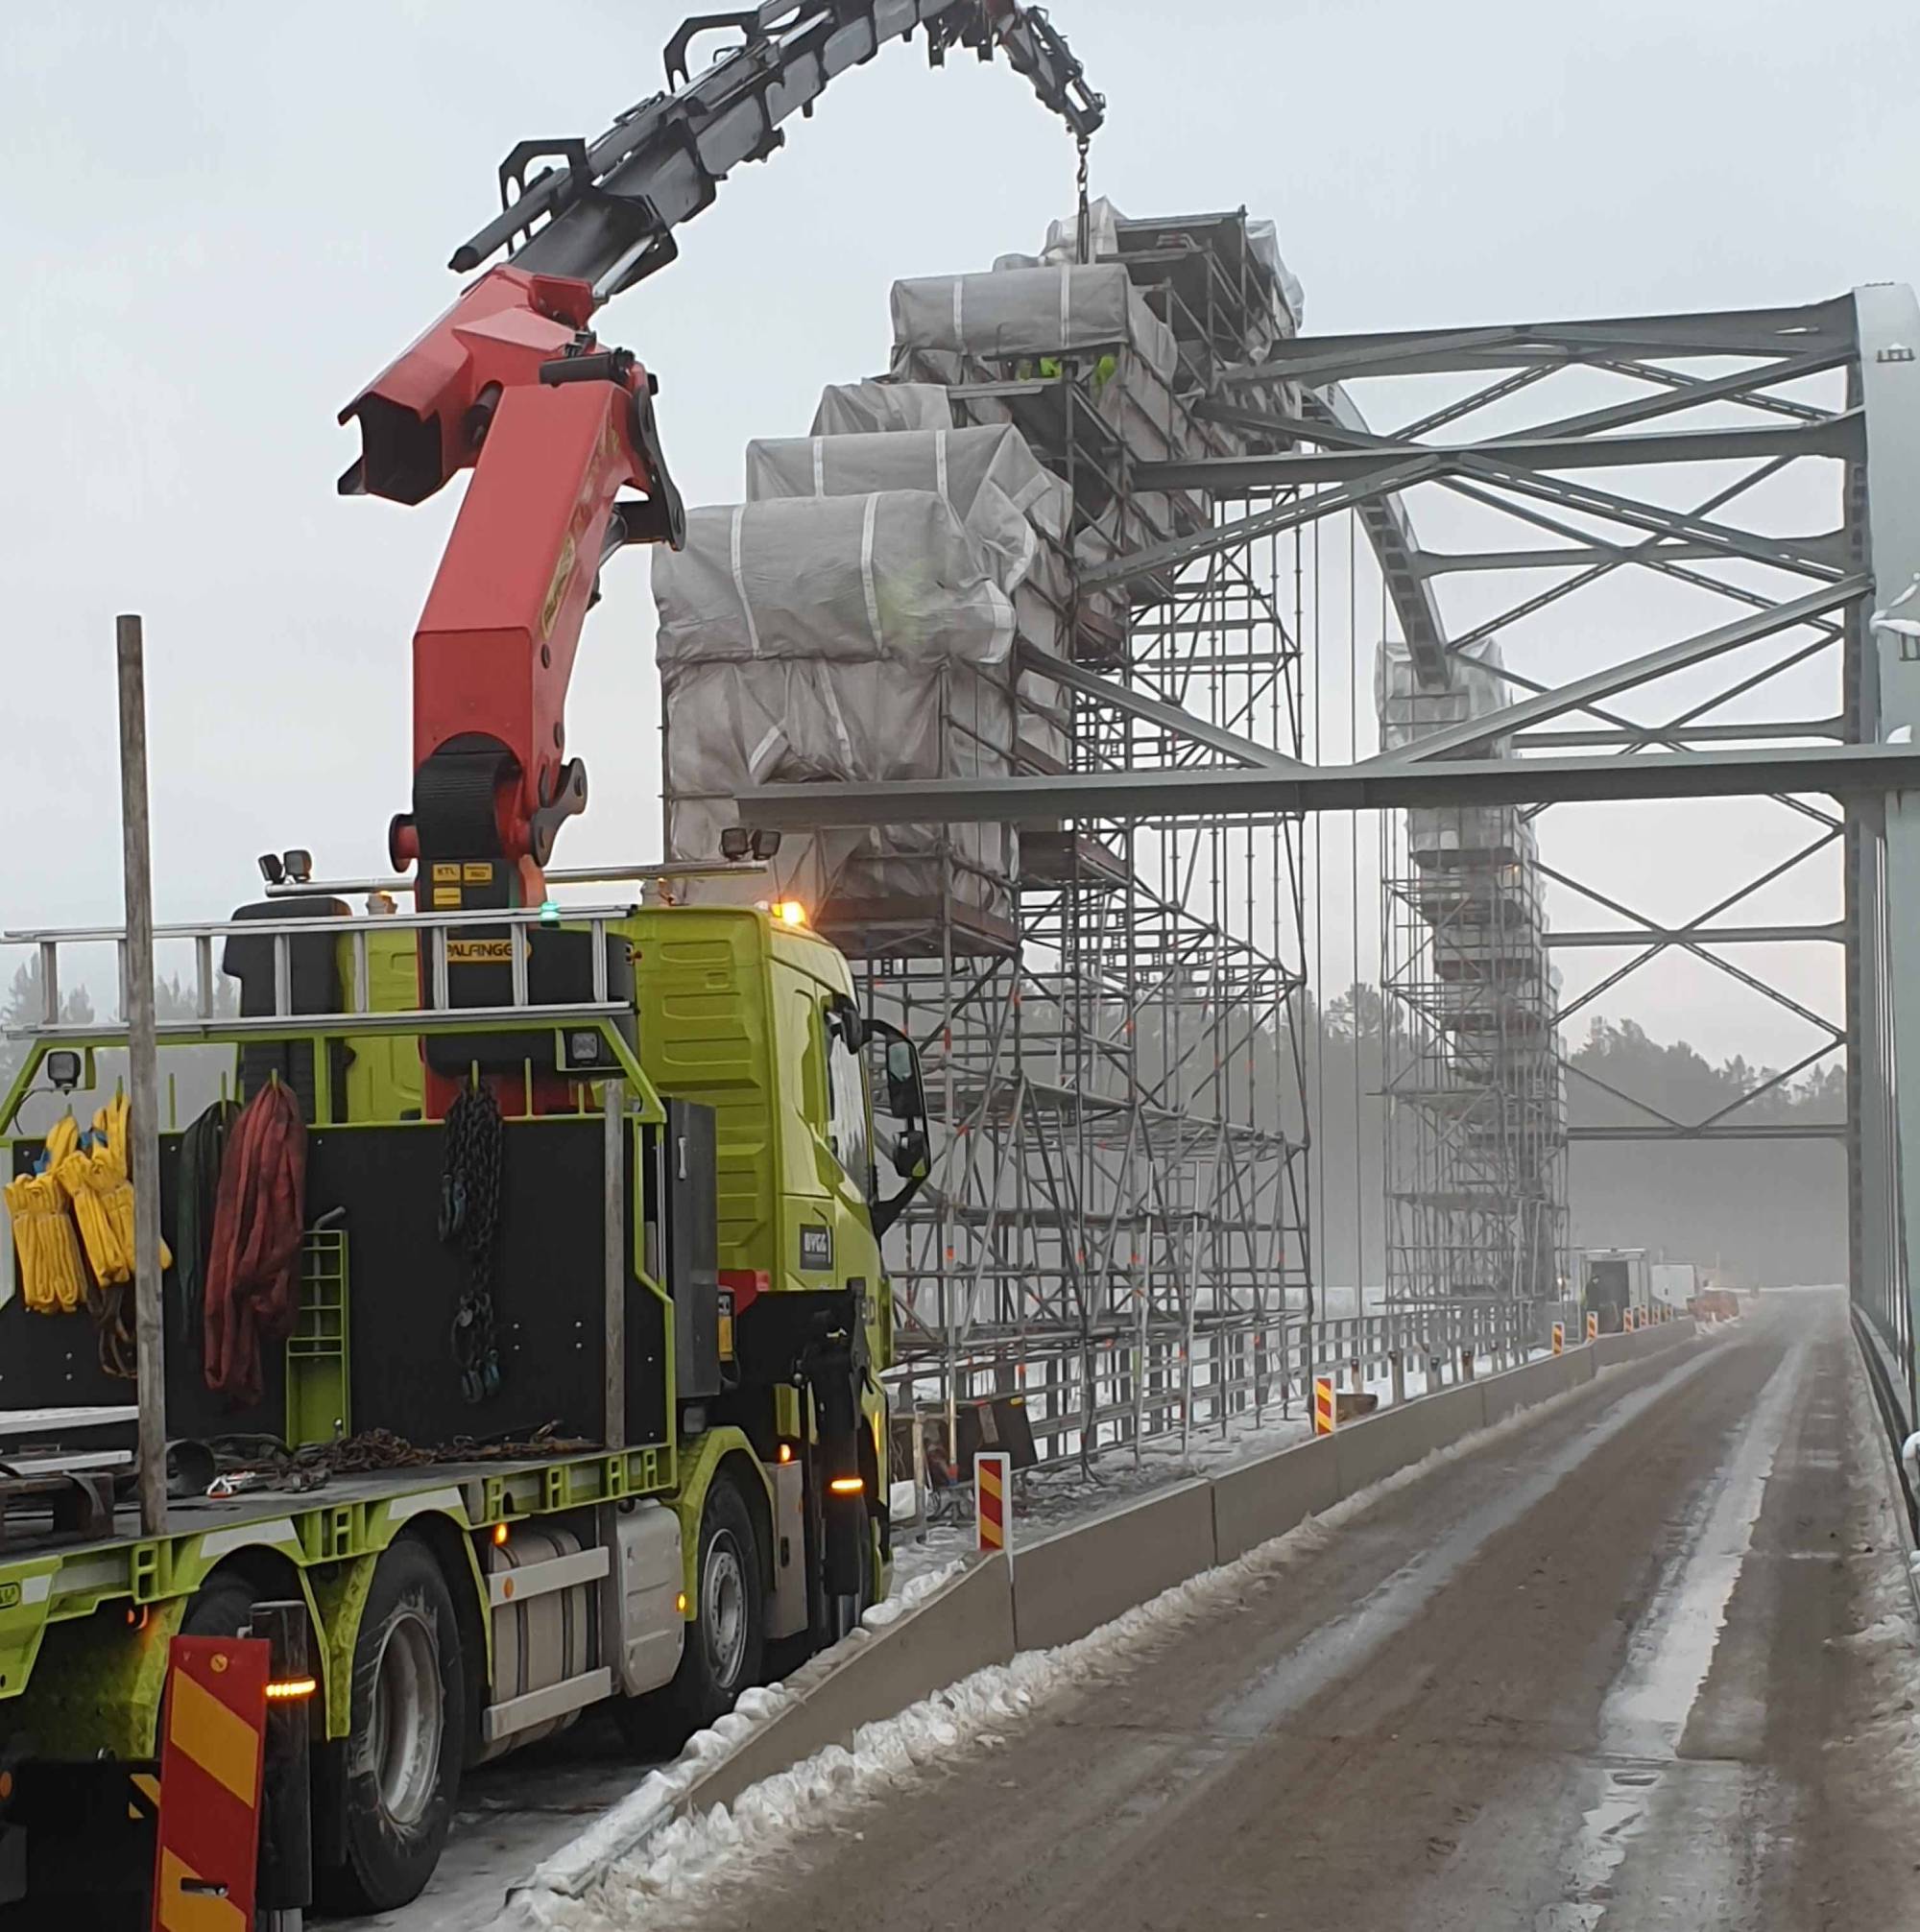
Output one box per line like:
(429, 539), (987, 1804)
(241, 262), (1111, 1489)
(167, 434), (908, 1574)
(2, 0), (1916, 1067)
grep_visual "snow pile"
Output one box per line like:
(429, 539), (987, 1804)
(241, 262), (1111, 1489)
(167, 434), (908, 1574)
(503, 1681), (804, 1910)
(859, 1559), (962, 1630)
(491, 1563), (961, 1920)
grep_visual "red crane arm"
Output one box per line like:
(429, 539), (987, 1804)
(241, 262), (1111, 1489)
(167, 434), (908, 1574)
(341, 266), (679, 906)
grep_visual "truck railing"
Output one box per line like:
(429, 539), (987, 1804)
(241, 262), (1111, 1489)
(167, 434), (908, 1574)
(0, 902), (646, 1044)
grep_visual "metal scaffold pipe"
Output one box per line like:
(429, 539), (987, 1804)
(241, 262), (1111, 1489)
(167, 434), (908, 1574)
(116, 612), (169, 1538)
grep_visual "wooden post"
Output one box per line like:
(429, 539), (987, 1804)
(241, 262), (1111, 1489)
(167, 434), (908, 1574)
(603, 1076), (626, 1450)
(117, 615), (168, 1539)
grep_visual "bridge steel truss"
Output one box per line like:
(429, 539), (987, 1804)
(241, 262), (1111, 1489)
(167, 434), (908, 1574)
(741, 285), (1920, 1453)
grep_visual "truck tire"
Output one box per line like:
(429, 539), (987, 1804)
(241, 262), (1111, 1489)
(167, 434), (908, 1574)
(617, 1476), (764, 1753)
(314, 1538), (466, 1916)
(180, 1574), (256, 1638)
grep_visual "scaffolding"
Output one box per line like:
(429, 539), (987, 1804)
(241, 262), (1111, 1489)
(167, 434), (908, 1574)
(661, 206), (1314, 1466)
(1380, 786), (1568, 1303)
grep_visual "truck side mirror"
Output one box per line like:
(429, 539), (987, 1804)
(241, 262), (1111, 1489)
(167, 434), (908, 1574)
(864, 1017), (930, 1238)
(882, 1038), (925, 1124)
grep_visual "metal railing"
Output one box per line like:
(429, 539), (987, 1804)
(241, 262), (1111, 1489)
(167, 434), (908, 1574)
(885, 1300), (1550, 1480)
(0, 904), (644, 1045)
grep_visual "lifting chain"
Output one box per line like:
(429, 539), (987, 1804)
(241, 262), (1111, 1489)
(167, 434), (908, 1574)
(1074, 131), (1092, 266)
(439, 1084), (504, 1405)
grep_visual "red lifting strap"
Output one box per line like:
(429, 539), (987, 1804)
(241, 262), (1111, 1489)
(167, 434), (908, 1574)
(203, 1082), (307, 1406)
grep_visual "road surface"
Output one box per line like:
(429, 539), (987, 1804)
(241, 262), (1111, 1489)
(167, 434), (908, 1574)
(622, 1295), (1920, 1931)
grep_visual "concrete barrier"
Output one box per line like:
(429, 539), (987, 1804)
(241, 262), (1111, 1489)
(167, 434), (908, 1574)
(691, 1553), (1017, 1812)
(1593, 1320), (1694, 1370)
(1334, 1381), (1486, 1497)
(1013, 1479), (1216, 1652)
(1212, 1434), (1338, 1562)
(1482, 1351), (1577, 1424)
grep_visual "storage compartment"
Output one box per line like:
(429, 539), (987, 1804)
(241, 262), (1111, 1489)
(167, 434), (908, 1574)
(604, 1500), (684, 1697)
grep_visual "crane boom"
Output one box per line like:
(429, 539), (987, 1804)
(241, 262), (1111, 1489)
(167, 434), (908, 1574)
(335, 1), (1100, 1113)
(452, 1), (1104, 293)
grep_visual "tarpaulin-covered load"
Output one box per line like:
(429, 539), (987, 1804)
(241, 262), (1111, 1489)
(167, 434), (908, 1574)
(808, 380), (953, 438)
(744, 421), (1073, 658)
(656, 489), (1020, 927)
(889, 262), (1188, 472)
(891, 261), (1178, 377)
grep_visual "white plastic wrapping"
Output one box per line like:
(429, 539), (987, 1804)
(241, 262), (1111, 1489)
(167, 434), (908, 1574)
(756, 417), (1074, 796)
(889, 263), (1178, 381)
(656, 494), (1015, 670)
(744, 423), (1070, 590)
(655, 482), (1023, 921)
(808, 381), (954, 438)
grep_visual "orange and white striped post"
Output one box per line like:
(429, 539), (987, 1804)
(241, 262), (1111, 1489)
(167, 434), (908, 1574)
(975, 1451), (1010, 1555)
(1550, 1321), (1565, 1356)
(1312, 1374), (1337, 1435)
(1586, 1311), (1599, 1344)
(1623, 1306), (1637, 1333)
(151, 1634), (271, 1932)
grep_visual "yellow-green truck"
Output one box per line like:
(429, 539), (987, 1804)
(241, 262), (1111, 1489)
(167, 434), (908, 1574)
(0, 892), (927, 1922)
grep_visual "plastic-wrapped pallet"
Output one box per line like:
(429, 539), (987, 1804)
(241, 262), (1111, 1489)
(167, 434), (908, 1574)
(744, 423), (1070, 638)
(748, 420), (1074, 776)
(655, 487), (1020, 924)
(808, 381), (954, 438)
(889, 263), (1186, 469)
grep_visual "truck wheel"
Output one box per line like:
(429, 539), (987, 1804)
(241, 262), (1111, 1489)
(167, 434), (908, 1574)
(617, 1477), (764, 1753)
(314, 1538), (465, 1916)
(180, 1574), (256, 1637)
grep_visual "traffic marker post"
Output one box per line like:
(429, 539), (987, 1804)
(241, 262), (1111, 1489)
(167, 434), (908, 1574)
(1313, 1374), (1337, 1435)
(1551, 1321), (1565, 1356)
(1587, 1311), (1599, 1344)
(151, 1634), (271, 1932)
(975, 1451), (1010, 1555)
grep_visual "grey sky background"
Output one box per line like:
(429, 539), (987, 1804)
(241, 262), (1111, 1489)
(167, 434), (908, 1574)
(2, 1), (1915, 1068)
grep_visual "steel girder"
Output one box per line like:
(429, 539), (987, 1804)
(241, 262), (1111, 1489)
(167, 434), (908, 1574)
(1854, 283), (1920, 1427)
(740, 743), (1920, 823)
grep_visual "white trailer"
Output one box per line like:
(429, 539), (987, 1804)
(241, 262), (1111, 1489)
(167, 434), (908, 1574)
(1649, 1262), (1699, 1313)
(1581, 1249), (1652, 1330)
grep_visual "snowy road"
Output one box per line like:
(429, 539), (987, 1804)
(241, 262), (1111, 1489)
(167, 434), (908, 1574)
(588, 1294), (1920, 1930)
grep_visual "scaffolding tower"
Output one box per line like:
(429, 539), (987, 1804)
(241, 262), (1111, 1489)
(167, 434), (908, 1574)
(1379, 733), (1568, 1302)
(661, 206), (1314, 1465)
